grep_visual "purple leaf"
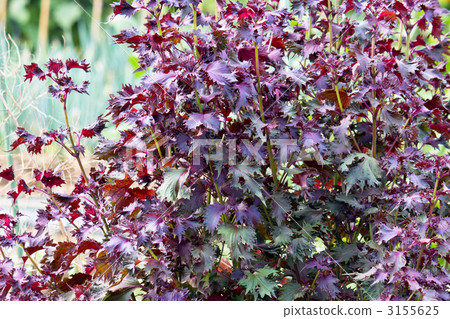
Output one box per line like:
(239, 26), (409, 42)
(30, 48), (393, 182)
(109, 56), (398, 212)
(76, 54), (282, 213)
(377, 224), (402, 244)
(302, 40), (324, 58)
(144, 71), (177, 89)
(185, 113), (220, 133)
(235, 203), (261, 227)
(106, 236), (135, 255)
(205, 61), (237, 85)
(111, 0), (139, 17)
(316, 274), (339, 298)
(204, 203), (226, 233)
(385, 251), (406, 273)
(333, 116), (352, 145)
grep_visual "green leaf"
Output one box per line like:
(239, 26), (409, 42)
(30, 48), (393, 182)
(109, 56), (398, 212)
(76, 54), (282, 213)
(229, 165), (265, 204)
(272, 193), (292, 225)
(239, 266), (278, 300)
(157, 168), (190, 202)
(274, 226), (293, 245)
(340, 153), (382, 193)
(217, 224), (256, 248)
(331, 243), (360, 263)
(339, 153), (365, 171)
(279, 281), (305, 301)
(289, 237), (316, 261)
(104, 276), (140, 301)
(335, 194), (364, 210)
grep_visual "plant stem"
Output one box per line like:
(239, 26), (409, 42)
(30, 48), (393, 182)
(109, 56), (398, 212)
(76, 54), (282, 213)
(209, 162), (224, 204)
(149, 126), (163, 159)
(311, 270), (321, 289)
(393, 207), (400, 226)
(207, 189), (212, 204)
(279, 153), (296, 186)
(306, 10), (312, 40)
(327, 0), (333, 52)
(215, 0), (219, 21)
(149, 248), (160, 261)
(266, 138), (279, 189)
(255, 44), (279, 189)
(62, 98), (110, 235)
(216, 241), (225, 270)
(63, 99), (89, 184)
(156, 12), (163, 39)
(20, 244), (43, 275)
(370, 31), (379, 158)
(334, 82), (344, 113)
(335, 83), (362, 153)
(0, 247), (6, 259)
(194, 87), (203, 113)
(192, 4), (200, 60)
(47, 188), (71, 241)
(371, 107), (379, 158)
(262, 204), (274, 228)
(255, 45), (266, 122)
(371, 34), (375, 60)
(192, 21), (220, 203)
(415, 171), (441, 271)
(58, 220), (70, 241)
(21, 243), (64, 293)
(407, 290), (416, 301)
(386, 118), (410, 155)
(397, 21), (403, 51)
(405, 27), (412, 61)
(189, 6), (204, 115)
(153, 9), (174, 159)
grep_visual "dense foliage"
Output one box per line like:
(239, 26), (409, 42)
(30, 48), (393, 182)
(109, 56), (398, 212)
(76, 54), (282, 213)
(1, 0), (450, 300)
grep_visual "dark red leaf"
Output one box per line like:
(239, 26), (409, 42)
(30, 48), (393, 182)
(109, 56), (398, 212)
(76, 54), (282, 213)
(424, 95), (447, 112)
(111, 0), (139, 17)
(318, 89), (351, 109)
(0, 166), (14, 181)
(417, 18), (427, 31)
(35, 169), (65, 188)
(65, 59), (90, 72)
(57, 273), (92, 293)
(102, 174), (134, 203)
(394, 1), (408, 13)
(431, 17), (443, 40)
(80, 118), (107, 138)
(46, 59), (64, 75)
(378, 10), (396, 22)
(24, 63), (46, 82)
(18, 179), (33, 195)
(267, 37), (286, 49)
(0, 214), (11, 229)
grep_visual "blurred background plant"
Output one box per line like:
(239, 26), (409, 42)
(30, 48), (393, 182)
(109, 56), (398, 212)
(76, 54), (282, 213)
(0, 1), (141, 214)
